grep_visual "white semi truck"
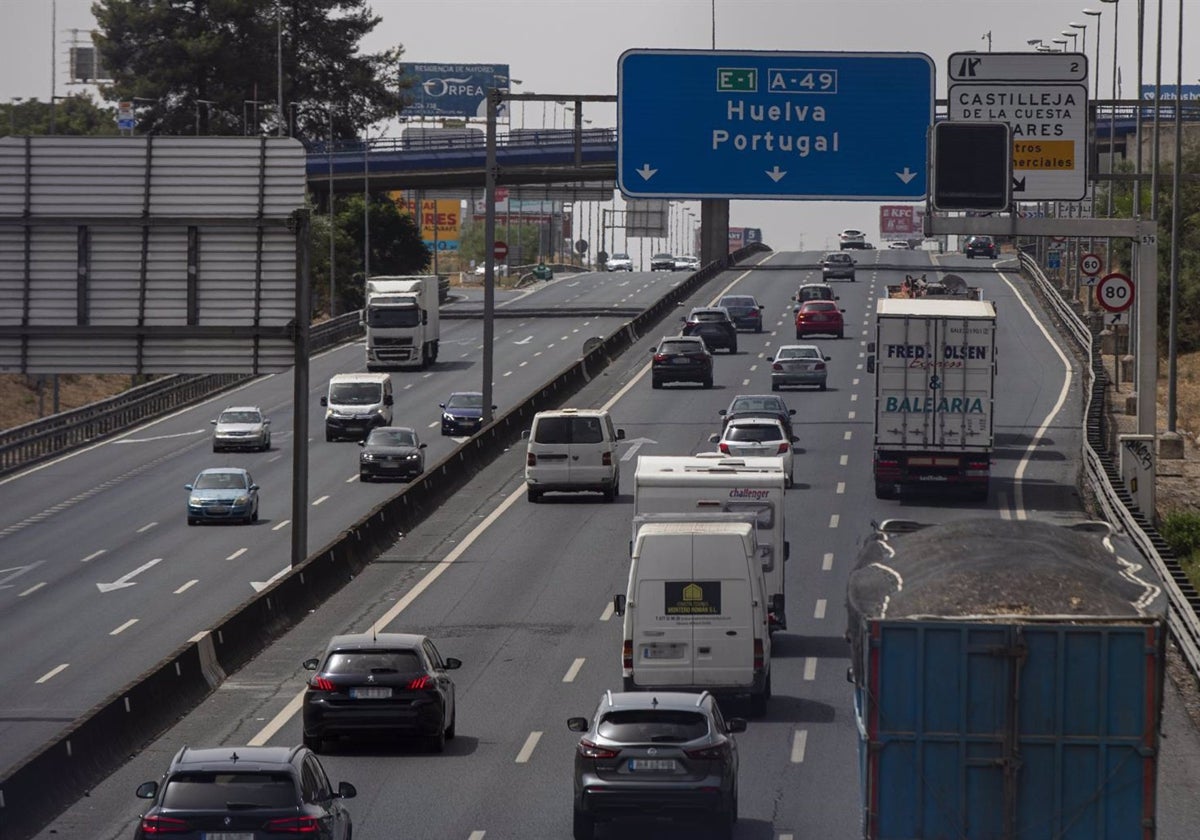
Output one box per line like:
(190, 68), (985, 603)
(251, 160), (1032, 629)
(867, 297), (997, 500)
(363, 275), (440, 370)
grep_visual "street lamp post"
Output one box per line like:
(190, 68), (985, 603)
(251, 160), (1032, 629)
(1061, 31), (1079, 51)
(243, 100), (267, 135)
(1052, 38), (1069, 51)
(9, 97), (22, 135)
(195, 99), (216, 136)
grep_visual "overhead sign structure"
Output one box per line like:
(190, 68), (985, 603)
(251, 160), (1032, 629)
(1096, 272), (1134, 312)
(948, 51), (1088, 201)
(617, 50), (935, 200)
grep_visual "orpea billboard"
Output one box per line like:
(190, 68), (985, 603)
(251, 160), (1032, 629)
(399, 63), (513, 119)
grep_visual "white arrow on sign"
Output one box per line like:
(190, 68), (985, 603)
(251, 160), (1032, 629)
(1104, 311), (1125, 326)
(97, 558), (162, 592)
(636, 164), (658, 181)
(765, 166), (787, 182)
(895, 167), (918, 184)
(251, 565), (290, 593)
(620, 437), (658, 462)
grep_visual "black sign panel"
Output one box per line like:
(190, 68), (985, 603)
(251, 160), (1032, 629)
(664, 581), (722, 616)
(931, 121), (1012, 212)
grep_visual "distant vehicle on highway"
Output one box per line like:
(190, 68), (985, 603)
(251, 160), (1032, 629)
(440, 391), (493, 436)
(964, 234), (998, 259)
(821, 252), (856, 281)
(673, 254), (700, 271)
(710, 417), (796, 487)
(650, 252), (676, 271)
(302, 632), (461, 754)
(358, 426), (426, 482)
(770, 344), (830, 392)
(134, 745), (356, 840)
(651, 335), (713, 389)
(795, 283), (838, 306)
(717, 294), (764, 332)
(211, 405), (271, 452)
(606, 252), (634, 271)
(887, 240), (911, 250)
(794, 300), (845, 339)
(681, 307), (738, 354)
(838, 228), (867, 249)
(185, 467), (259, 525)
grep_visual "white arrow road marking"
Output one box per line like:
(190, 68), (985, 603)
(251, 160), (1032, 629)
(0, 561), (44, 590)
(636, 163), (658, 180)
(620, 437), (658, 462)
(896, 167), (918, 184)
(766, 165), (787, 182)
(251, 565), (290, 592)
(97, 558), (162, 592)
(113, 429), (208, 444)
(514, 336), (533, 345)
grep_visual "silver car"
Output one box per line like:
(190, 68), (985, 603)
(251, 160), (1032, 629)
(771, 344), (830, 391)
(211, 406), (271, 452)
(606, 252), (633, 271)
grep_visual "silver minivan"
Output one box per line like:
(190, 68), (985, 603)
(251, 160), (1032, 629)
(522, 408), (625, 502)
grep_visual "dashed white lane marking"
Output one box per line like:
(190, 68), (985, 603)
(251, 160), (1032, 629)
(37, 664), (69, 683)
(822, 553), (834, 571)
(856, 363), (863, 371)
(515, 731), (543, 764)
(848, 411), (856, 420)
(742, 379), (750, 386)
(20, 582), (45, 597)
(839, 454), (848, 466)
(136, 522), (157, 534)
(345, 474), (357, 484)
(227, 548), (247, 561)
(468, 832), (486, 840)
(110, 619), (138, 635)
(850, 394), (858, 402)
(81, 550), (105, 563)
(312, 496), (329, 506)
(790, 730), (809, 763)
(748, 364), (758, 372)
(404, 383), (415, 390)
(563, 658), (586, 683)
(503, 370), (513, 377)
(829, 514), (840, 528)
(852, 378), (860, 386)
(843, 431), (852, 441)
(814, 599), (828, 619)
(272, 520), (290, 531)
(836, 482), (846, 494)
(599, 602), (615, 621)
(804, 657), (818, 681)
(427, 421), (439, 428)
(175, 580), (199, 594)
(781, 835), (796, 840)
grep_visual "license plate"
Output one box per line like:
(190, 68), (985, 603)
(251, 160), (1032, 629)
(629, 758), (677, 772)
(672, 357), (691, 365)
(642, 643), (685, 660)
(209, 506), (229, 514)
(350, 686), (392, 699)
(204, 834), (253, 840)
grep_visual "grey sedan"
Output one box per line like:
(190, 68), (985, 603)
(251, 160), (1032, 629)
(770, 344), (830, 391)
(359, 426), (427, 481)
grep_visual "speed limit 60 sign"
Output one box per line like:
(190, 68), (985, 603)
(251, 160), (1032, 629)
(1079, 252), (1102, 276)
(1096, 272), (1134, 312)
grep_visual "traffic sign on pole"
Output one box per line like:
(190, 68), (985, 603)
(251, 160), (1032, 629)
(1095, 272), (1134, 312)
(493, 241), (508, 261)
(1079, 252), (1102, 276)
(617, 50), (934, 200)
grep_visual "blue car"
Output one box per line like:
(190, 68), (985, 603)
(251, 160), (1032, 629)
(186, 467), (259, 525)
(440, 391), (494, 436)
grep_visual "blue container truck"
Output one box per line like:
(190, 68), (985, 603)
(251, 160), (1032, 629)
(846, 518), (1166, 840)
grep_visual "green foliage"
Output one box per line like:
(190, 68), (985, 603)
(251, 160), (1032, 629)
(458, 218), (546, 265)
(2, 95), (120, 137)
(1160, 509), (1200, 559)
(91, 0), (409, 141)
(329, 194), (430, 312)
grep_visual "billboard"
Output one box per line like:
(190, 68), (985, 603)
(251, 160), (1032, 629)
(879, 205), (924, 238)
(391, 193), (462, 251)
(398, 63), (513, 119)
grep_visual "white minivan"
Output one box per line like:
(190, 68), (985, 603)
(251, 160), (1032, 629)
(320, 372), (394, 441)
(615, 514), (772, 715)
(522, 408), (625, 502)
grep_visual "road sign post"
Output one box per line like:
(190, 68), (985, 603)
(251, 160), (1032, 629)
(617, 50), (934, 200)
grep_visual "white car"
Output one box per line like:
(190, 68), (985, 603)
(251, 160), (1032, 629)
(887, 240), (911, 250)
(709, 417), (796, 487)
(673, 254), (700, 271)
(606, 253), (633, 271)
(838, 229), (867, 250)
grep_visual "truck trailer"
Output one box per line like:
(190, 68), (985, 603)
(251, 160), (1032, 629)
(363, 275), (440, 370)
(846, 518), (1166, 840)
(867, 297), (997, 500)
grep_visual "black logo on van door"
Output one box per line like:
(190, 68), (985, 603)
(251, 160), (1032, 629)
(665, 581), (721, 615)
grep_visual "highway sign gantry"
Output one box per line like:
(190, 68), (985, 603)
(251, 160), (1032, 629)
(1096, 272), (1134, 312)
(617, 50), (935, 200)
(947, 51), (1088, 201)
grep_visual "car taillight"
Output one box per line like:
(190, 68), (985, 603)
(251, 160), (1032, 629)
(140, 815), (190, 835)
(719, 443), (731, 454)
(815, 362), (826, 370)
(310, 676), (336, 691)
(772, 363), (783, 371)
(689, 353), (709, 363)
(754, 638), (765, 671)
(777, 442), (790, 454)
(685, 740), (730, 760)
(406, 674), (434, 690)
(578, 739), (620, 760)
(622, 640), (633, 670)
(527, 452), (537, 466)
(602, 452), (613, 466)
(264, 816), (321, 833)
(653, 354), (667, 363)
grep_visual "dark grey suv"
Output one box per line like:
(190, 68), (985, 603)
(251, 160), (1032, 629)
(134, 745), (356, 839)
(567, 691), (745, 840)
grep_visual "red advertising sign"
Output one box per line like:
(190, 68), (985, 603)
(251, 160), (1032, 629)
(879, 205), (921, 236)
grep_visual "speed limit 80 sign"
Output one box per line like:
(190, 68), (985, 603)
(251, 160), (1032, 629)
(1096, 272), (1134, 312)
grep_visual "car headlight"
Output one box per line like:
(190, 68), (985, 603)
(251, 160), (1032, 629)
(233, 495), (250, 505)
(360, 452), (374, 462)
(405, 453), (419, 460)
(188, 496), (202, 506)
(443, 412), (455, 422)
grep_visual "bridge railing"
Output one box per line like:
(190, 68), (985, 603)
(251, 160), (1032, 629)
(306, 127), (617, 156)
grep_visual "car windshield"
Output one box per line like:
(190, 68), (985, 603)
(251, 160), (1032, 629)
(720, 297), (754, 308)
(727, 424), (785, 443)
(366, 306), (421, 328)
(653, 254), (673, 260)
(659, 340), (703, 355)
(446, 393), (483, 410)
(329, 383), (383, 405)
(218, 411), (261, 424)
(779, 347), (820, 360)
(533, 415), (605, 445)
(367, 429), (416, 447)
(799, 287), (832, 300)
(842, 229), (863, 236)
(731, 397), (783, 414)
(613, 253), (630, 260)
(826, 254), (851, 263)
(690, 311), (727, 322)
(161, 772), (297, 809)
(597, 710), (709, 742)
(324, 649), (421, 674)
(193, 472), (248, 491)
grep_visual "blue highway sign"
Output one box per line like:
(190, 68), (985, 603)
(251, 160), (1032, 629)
(618, 50), (934, 200)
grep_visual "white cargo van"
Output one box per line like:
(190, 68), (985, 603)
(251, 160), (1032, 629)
(521, 408), (625, 502)
(634, 455), (790, 631)
(320, 372), (393, 441)
(614, 515), (772, 715)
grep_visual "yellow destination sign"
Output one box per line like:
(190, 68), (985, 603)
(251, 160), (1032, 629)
(1013, 140), (1074, 171)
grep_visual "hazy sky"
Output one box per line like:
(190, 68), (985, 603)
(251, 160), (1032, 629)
(2, 0), (1195, 250)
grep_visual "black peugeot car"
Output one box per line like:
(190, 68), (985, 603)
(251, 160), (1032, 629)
(964, 235), (998, 259)
(681, 307), (738, 353)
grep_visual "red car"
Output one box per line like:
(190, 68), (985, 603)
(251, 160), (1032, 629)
(795, 300), (845, 339)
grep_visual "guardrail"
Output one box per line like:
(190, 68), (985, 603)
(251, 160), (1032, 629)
(1019, 250), (1200, 674)
(0, 310), (364, 477)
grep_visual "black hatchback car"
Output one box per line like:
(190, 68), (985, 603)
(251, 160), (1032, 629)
(568, 690), (746, 840)
(651, 336), (714, 389)
(964, 235), (998, 259)
(358, 426), (427, 482)
(302, 632), (461, 753)
(681, 307), (738, 353)
(134, 745), (356, 839)
(716, 295), (764, 333)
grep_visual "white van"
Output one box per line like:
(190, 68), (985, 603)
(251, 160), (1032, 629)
(614, 514), (772, 715)
(521, 408), (625, 502)
(320, 372), (394, 441)
(634, 455), (790, 631)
